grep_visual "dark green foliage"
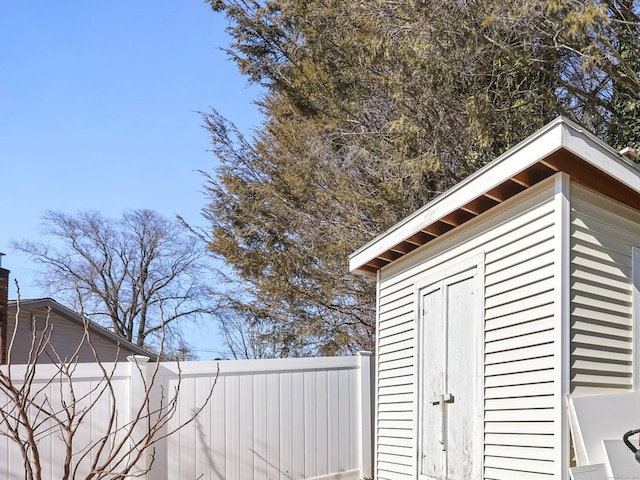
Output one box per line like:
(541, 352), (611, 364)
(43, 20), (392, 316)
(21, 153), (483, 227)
(204, 0), (640, 357)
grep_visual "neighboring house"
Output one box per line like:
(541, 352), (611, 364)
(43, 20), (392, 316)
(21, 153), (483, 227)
(5, 297), (154, 364)
(350, 117), (640, 479)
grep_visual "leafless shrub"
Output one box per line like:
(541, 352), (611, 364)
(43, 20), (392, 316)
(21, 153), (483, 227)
(0, 283), (217, 480)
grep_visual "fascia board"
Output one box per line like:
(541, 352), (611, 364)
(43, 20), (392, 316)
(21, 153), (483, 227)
(348, 119), (566, 273)
(560, 121), (640, 192)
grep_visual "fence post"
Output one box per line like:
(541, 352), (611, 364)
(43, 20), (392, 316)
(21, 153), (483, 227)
(128, 355), (151, 479)
(359, 351), (374, 479)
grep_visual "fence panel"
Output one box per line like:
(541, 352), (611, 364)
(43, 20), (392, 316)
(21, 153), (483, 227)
(0, 353), (374, 480)
(0, 362), (132, 480)
(160, 354), (373, 480)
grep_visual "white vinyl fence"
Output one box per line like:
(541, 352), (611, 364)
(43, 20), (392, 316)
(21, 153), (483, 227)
(0, 352), (374, 480)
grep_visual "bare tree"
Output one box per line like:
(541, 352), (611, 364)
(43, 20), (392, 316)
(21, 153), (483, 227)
(11, 209), (212, 352)
(0, 286), (217, 480)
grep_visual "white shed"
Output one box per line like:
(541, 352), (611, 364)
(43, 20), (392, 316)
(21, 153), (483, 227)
(349, 117), (640, 480)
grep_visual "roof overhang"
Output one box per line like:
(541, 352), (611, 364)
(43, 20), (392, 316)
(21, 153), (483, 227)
(349, 117), (640, 276)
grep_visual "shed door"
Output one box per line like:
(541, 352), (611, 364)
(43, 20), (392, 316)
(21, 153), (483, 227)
(419, 267), (478, 480)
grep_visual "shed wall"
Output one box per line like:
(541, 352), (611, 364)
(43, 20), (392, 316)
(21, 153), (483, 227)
(376, 177), (561, 480)
(569, 183), (640, 394)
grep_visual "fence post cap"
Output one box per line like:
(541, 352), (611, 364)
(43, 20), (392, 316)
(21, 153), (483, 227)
(358, 351), (373, 357)
(127, 355), (150, 364)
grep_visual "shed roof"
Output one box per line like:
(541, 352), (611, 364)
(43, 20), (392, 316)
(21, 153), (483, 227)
(349, 117), (640, 276)
(8, 298), (156, 360)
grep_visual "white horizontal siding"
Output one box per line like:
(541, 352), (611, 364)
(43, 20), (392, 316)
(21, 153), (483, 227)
(375, 177), (559, 479)
(376, 277), (415, 480)
(569, 184), (640, 394)
(483, 207), (558, 480)
(484, 467), (553, 480)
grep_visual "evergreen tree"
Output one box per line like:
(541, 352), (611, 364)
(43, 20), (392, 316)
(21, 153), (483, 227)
(205, 0), (640, 356)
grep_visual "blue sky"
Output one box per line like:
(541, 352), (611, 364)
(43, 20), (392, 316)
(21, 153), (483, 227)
(1, 1), (263, 359)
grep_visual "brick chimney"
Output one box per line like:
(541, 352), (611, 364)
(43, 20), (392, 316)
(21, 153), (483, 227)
(0, 267), (8, 364)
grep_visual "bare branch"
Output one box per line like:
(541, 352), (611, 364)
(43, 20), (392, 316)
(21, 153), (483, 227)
(0, 290), (217, 479)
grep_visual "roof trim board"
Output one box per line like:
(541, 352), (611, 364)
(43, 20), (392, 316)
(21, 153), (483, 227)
(349, 117), (640, 276)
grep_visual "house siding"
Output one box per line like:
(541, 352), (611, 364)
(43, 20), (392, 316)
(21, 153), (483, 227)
(8, 309), (137, 363)
(569, 183), (640, 395)
(375, 176), (561, 480)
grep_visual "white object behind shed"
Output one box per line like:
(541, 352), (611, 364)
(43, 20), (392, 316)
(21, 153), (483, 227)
(567, 392), (640, 479)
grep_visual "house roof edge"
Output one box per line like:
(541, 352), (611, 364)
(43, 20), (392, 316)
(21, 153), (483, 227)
(8, 298), (157, 360)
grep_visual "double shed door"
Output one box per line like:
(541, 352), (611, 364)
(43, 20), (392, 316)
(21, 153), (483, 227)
(418, 262), (482, 480)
